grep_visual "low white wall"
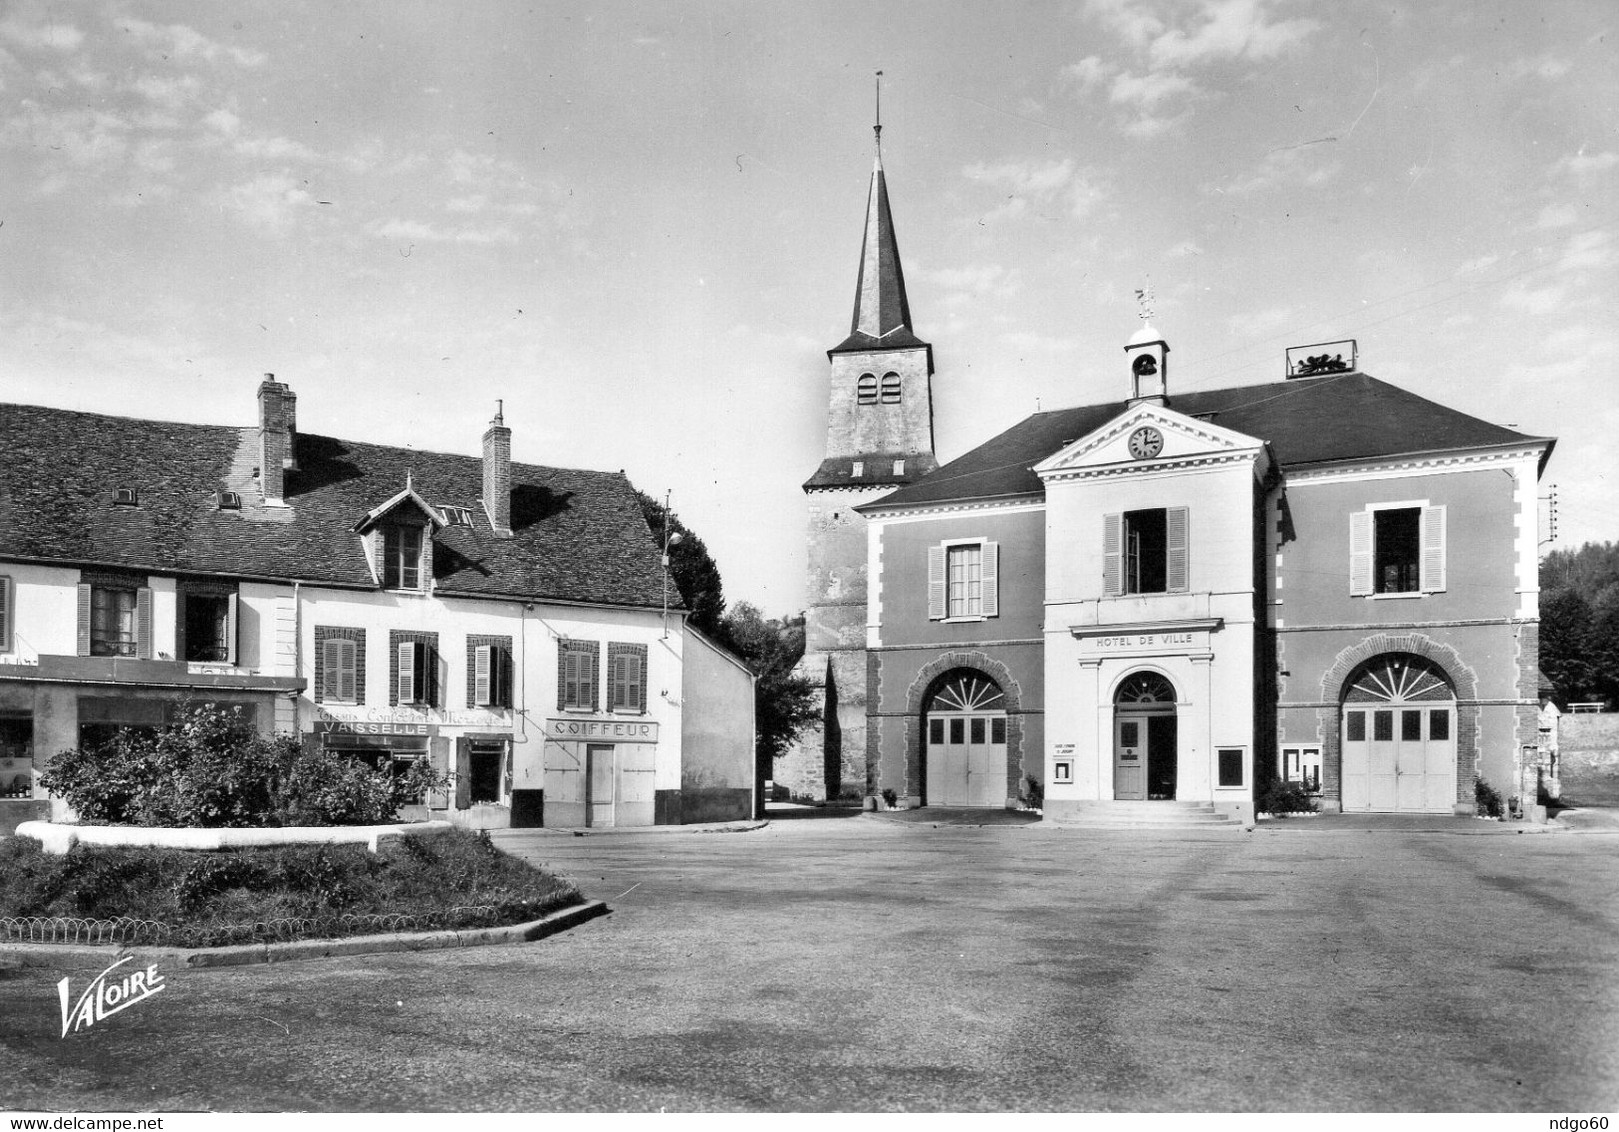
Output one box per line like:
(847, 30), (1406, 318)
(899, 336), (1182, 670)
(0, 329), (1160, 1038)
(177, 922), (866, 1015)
(15, 820), (454, 855)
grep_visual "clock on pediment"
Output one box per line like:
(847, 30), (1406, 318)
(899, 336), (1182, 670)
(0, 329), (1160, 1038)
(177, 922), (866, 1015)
(1127, 426), (1164, 460)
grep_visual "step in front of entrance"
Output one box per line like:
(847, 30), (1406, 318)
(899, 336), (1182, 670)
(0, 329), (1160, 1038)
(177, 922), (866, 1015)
(1042, 801), (1241, 830)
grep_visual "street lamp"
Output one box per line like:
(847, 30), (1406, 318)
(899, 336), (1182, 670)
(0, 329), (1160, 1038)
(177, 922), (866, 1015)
(661, 490), (683, 639)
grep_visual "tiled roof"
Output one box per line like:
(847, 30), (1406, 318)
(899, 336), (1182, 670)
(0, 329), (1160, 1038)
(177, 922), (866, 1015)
(803, 451), (940, 491)
(862, 372), (1552, 509)
(0, 402), (672, 608)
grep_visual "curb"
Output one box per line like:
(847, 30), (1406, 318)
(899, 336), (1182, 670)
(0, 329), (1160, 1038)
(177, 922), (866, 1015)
(495, 820), (770, 837)
(0, 899), (609, 972)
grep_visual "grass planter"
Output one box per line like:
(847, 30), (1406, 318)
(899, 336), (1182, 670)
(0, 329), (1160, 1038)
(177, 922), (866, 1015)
(0, 828), (581, 947)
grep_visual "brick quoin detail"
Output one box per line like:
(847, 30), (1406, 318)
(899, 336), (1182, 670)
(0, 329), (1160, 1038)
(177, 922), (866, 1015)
(1315, 633), (1480, 806)
(901, 650), (1025, 806)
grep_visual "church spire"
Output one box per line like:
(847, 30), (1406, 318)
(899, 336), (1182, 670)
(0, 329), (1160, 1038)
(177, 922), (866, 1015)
(848, 74), (912, 343)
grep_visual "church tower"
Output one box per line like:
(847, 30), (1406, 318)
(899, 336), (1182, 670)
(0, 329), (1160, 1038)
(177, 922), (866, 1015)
(783, 114), (938, 802)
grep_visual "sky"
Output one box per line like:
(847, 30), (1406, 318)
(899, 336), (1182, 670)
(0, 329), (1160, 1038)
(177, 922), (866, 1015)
(2, 0), (1615, 616)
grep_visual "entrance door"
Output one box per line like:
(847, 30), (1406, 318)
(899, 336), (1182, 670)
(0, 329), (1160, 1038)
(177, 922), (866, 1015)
(1115, 715), (1147, 800)
(922, 670), (1008, 808)
(586, 744), (615, 827)
(1340, 655), (1457, 814)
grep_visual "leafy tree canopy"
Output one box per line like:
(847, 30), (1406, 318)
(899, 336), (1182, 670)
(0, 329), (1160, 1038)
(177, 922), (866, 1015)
(719, 602), (819, 765)
(1540, 542), (1619, 709)
(636, 490), (726, 639)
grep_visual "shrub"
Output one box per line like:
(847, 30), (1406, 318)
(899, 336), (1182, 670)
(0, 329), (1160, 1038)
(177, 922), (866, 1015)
(38, 703), (447, 828)
(1475, 777), (1505, 818)
(1259, 779), (1318, 816)
(880, 787), (898, 809)
(1020, 774), (1044, 811)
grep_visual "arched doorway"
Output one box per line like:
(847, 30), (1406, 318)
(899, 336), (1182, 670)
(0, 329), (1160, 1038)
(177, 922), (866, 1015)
(922, 669), (1007, 807)
(1340, 653), (1457, 813)
(1114, 670), (1178, 801)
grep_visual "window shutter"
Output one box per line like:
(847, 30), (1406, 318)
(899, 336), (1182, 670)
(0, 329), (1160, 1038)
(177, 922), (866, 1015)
(927, 545), (947, 620)
(1166, 507), (1190, 593)
(419, 642), (436, 705)
(587, 648), (599, 711)
(77, 583), (92, 656)
(224, 593), (239, 665)
(135, 586), (153, 659)
(474, 645), (493, 706)
(1420, 505), (1447, 593)
(611, 654), (627, 709)
(0, 575), (10, 652)
(494, 647), (511, 708)
(337, 640), (357, 703)
(1349, 510), (1373, 596)
(320, 639), (338, 702)
(398, 641), (415, 704)
(980, 542), (1000, 617)
(1103, 514), (1123, 596)
(630, 651), (644, 712)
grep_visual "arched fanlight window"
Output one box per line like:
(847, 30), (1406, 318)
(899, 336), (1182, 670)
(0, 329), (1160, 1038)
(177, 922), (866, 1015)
(1114, 671), (1176, 704)
(1343, 653), (1454, 703)
(857, 373), (878, 405)
(880, 372), (902, 403)
(925, 669), (1006, 713)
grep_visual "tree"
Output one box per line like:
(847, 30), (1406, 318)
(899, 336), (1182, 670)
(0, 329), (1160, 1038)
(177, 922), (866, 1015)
(636, 491), (726, 638)
(719, 602), (819, 766)
(1540, 542), (1619, 708)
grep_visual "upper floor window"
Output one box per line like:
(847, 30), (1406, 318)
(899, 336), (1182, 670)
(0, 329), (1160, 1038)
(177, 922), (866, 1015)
(1103, 508), (1190, 596)
(392, 632), (439, 706)
(857, 373), (878, 405)
(383, 526), (424, 590)
(468, 637), (514, 708)
(559, 639), (600, 711)
(0, 575), (11, 652)
(928, 540), (1000, 621)
(315, 626), (365, 705)
(880, 372), (901, 403)
(77, 578), (151, 659)
(608, 643), (648, 714)
(181, 585), (238, 663)
(1350, 504), (1446, 596)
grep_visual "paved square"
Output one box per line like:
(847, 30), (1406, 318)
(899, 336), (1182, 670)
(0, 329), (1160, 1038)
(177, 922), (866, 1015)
(2, 816), (1616, 1111)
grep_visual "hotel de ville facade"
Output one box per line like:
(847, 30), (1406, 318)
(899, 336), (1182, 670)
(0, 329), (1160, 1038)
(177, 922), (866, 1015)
(778, 131), (1554, 825)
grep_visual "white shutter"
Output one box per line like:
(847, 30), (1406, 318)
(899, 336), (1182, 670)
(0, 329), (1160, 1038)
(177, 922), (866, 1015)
(1102, 514), (1123, 596)
(586, 648), (599, 711)
(224, 593), (239, 666)
(1420, 505), (1447, 593)
(980, 542), (1000, 617)
(77, 583), (92, 655)
(630, 651), (644, 712)
(337, 639), (357, 703)
(398, 641), (415, 704)
(474, 645), (493, 706)
(0, 575), (10, 652)
(1166, 507), (1190, 593)
(1349, 511), (1373, 596)
(135, 587), (153, 659)
(321, 639), (340, 701)
(927, 545), (947, 620)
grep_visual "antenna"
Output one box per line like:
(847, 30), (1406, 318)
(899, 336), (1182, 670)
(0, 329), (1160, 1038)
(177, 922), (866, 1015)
(874, 70), (883, 151)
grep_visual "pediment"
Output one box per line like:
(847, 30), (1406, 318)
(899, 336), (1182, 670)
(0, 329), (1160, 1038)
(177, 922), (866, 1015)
(1032, 403), (1265, 479)
(352, 484), (447, 533)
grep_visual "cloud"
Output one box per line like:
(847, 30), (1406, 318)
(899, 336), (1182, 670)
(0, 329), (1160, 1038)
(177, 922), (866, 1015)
(203, 107), (241, 136)
(118, 17), (266, 68)
(1080, 0), (1165, 50)
(130, 74), (202, 109)
(960, 158), (1107, 223)
(233, 135), (320, 162)
(1110, 69), (1198, 110)
(1205, 145), (1340, 196)
(1535, 202), (1579, 229)
(221, 173), (314, 233)
(1505, 54), (1574, 81)
(1558, 150), (1619, 176)
(1146, 0), (1318, 69)
(0, 19), (83, 51)
(1060, 55), (1111, 94)
(1500, 282), (1567, 316)
(1559, 230), (1615, 273)
(370, 217), (519, 245)
(1166, 240), (1205, 258)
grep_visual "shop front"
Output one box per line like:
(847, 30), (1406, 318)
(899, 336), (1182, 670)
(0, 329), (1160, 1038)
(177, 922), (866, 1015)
(541, 716), (660, 828)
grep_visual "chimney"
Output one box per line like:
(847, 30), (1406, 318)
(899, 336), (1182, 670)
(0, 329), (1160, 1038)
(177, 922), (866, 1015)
(482, 401), (513, 538)
(258, 374), (295, 505)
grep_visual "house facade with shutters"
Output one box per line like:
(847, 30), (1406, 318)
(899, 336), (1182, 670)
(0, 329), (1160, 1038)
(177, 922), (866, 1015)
(857, 318), (1553, 820)
(0, 379), (754, 834)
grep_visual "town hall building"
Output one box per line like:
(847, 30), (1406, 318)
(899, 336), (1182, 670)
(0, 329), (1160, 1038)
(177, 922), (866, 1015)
(782, 128), (1554, 824)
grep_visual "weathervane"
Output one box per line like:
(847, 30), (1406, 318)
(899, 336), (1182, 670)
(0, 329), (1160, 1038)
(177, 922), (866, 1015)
(1134, 280), (1155, 324)
(875, 70), (883, 151)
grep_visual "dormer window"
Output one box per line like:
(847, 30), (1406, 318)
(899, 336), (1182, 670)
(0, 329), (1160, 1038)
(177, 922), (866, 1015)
(384, 526), (424, 590)
(893, 459), (905, 476)
(113, 488), (138, 506)
(439, 505), (473, 527)
(217, 491), (242, 510)
(851, 461), (865, 478)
